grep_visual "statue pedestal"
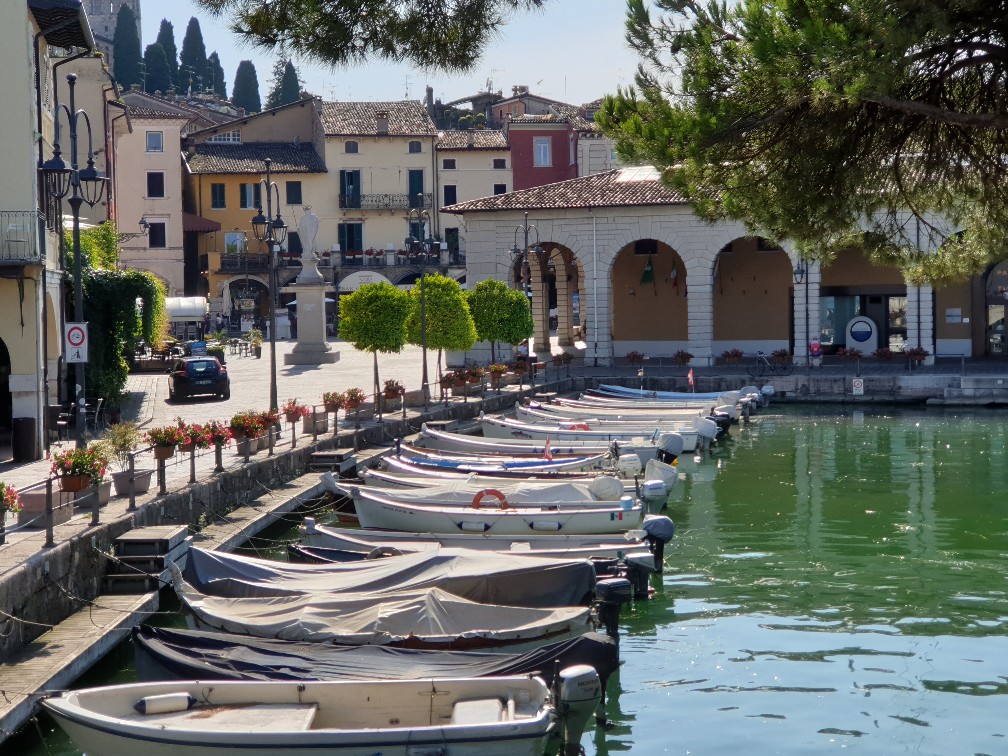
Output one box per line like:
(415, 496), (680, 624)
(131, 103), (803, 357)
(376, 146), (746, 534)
(283, 281), (339, 365)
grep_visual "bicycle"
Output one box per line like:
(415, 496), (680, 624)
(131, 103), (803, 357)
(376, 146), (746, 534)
(747, 350), (794, 379)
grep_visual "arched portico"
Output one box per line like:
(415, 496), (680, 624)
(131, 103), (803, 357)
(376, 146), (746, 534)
(611, 239), (688, 355)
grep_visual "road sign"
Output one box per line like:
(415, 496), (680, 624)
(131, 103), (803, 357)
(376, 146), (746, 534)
(852, 377), (864, 396)
(64, 322), (88, 363)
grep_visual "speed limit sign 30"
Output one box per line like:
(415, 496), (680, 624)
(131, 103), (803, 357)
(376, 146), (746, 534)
(65, 323), (89, 363)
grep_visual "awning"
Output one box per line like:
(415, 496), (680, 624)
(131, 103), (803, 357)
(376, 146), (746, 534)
(166, 296), (208, 321)
(338, 271), (392, 293)
(182, 212), (222, 233)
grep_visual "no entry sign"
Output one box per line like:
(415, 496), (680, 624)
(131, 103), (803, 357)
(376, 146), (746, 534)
(65, 322), (88, 363)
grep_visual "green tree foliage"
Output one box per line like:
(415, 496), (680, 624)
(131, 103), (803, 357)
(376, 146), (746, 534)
(180, 17), (209, 92)
(155, 19), (180, 88)
(232, 60), (262, 113)
(406, 273), (477, 356)
(338, 282), (411, 402)
(112, 4), (143, 90)
(64, 221), (120, 271)
(143, 43), (173, 94)
(193, 0), (548, 72)
(465, 278), (533, 361)
(207, 52), (228, 98)
(598, 0), (1008, 284)
(266, 59), (303, 109)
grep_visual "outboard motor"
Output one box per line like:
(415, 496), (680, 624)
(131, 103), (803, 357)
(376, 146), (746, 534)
(594, 577), (632, 644)
(615, 452), (642, 477)
(694, 417), (719, 448)
(656, 432), (684, 464)
(554, 663), (603, 755)
(706, 409), (733, 435)
(623, 551), (658, 600)
(641, 515), (676, 575)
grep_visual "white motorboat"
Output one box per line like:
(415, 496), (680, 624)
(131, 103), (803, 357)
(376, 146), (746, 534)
(591, 383), (762, 407)
(42, 669), (602, 756)
(542, 396), (740, 421)
(417, 423), (644, 460)
(300, 516), (675, 563)
(479, 413), (712, 451)
(352, 485), (645, 535)
(514, 401), (730, 435)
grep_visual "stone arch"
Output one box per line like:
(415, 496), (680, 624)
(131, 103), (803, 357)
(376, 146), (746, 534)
(610, 238), (688, 353)
(712, 236), (796, 355)
(218, 275), (269, 318)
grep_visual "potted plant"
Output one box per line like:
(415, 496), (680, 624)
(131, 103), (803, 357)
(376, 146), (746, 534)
(671, 349), (694, 365)
(770, 348), (791, 364)
(229, 411), (262, 455)
(873, 347), (894, 360)
(342, 387), (366, 410)
(467, 366), (486, 384)
(383, 379), (405, 400)
(204, 419), (232, 447)
(178, 422), (212, 453)
(721, 348), (745, 364)
(102, 421), (155, 497)
(625, 350), (646, 365)
(146, 424), (185, 459)
(906, 346), (929, 365)
(282, 397), (311, 424)
(322, 391), (343, 412)
(50, 445), (109, 492)
(836, 347), (863, 360)
(0, 482), (21, 543)
(258, 409), (281, 448)
(248, 328), (264, 359)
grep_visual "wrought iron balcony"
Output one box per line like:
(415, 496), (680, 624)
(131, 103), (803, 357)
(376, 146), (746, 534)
(0, 210), (44, 265)
(339, 193), (433, 211)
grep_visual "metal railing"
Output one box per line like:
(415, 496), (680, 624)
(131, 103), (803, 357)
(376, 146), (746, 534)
(0, 210), (43, 265)
(339, 192), (433, 211)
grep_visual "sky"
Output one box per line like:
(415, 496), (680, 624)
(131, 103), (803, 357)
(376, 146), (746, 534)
(139, 0), (642, 107)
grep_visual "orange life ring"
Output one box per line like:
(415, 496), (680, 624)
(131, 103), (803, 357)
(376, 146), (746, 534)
(566, 422), (590, 431)
(471, 488), (509, 509)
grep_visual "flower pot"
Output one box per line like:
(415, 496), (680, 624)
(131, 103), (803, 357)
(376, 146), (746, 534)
(303, 415), (328, 434)
(76, 480), (112, 506)
(344, 400), (360, 411)
(59, 474), (91, 493)
(111, 469), (155, 496)
(258, 434), (270, 450)
(153, 444), (176, 460)
(178, 442), (195, 454)
(235, 437), (256, 456)
(324, 402), (339, 413)
(253, 345), (262, 359)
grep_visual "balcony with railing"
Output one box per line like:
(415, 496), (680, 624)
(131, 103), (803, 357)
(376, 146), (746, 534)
(0, 210), (43, 265)
(339, 192), (433, 211)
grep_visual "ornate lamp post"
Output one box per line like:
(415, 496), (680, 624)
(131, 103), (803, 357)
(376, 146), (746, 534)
(250, 158), (287, 413)
(510, 212), (544, 382)
(42, 73), (107, 442)
(406, 201), (433, 408)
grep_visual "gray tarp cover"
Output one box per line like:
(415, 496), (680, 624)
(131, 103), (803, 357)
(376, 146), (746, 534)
(183, 547), (595, 608)
(133, 625), (619, 692)
(172, 568), (593, 645)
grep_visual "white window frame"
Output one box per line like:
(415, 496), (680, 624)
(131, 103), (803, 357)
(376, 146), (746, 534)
(145, 131), (163, 152)
(207, 129), (242, 144)
(533, 137), (551, 167)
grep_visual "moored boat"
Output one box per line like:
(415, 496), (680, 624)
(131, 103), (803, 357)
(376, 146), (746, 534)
(42, 670), (602, 756)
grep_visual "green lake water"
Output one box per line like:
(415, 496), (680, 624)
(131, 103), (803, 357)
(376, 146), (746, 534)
(13, 407), (1008, 755)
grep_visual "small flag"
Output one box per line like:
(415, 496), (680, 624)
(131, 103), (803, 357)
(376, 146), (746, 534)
(688, 368), (694, 387)
(544, 438), (553, 461)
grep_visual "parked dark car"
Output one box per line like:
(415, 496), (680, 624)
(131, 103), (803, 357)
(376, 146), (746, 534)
(168, 357), (230, 401)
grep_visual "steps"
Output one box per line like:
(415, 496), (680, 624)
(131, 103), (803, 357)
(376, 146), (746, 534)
(309, 448), (358, 475)
(103, 525), (192, 595)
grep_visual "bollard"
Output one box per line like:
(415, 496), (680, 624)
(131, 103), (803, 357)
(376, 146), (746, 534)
(158, 457), (167, 495)
(291, 419), (297, 449)
(89, 485), (100, 526)
(332, 408), (340, 437)
(312, 409), (319, 443)
(244, 437), (252, 463)
(189, 446), (196, 484)
(214, 443), (224, 472)
(128, 453), (137, 511)
(401, 391), (407, 421)
(45, 477), (54, 547)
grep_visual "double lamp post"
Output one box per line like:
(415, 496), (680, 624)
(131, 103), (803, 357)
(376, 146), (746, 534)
(406, 202), (434, 408)
(511, 211), (544, 381)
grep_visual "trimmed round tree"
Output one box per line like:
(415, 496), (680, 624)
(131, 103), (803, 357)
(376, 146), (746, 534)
(465, 278), (533, 363)
(406, 274), (476, 388)
(337, 282), (410, 406)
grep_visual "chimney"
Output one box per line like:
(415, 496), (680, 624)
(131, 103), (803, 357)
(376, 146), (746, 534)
(467, 130), (474, 148)
(376, 110), (389, 135)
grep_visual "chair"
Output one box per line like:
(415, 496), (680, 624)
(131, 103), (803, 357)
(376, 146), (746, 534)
(84, 397), (104, 432)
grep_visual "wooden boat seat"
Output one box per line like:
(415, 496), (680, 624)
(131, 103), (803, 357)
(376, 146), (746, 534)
(131, 702), (318, 732)
(450, 698), (505, 725)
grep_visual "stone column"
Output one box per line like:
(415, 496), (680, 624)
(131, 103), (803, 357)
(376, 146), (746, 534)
(284, 209), (339, 366)
(555, 254), (574, 347)
(684, 258), (714, 364)
(906, 284), (935, 360)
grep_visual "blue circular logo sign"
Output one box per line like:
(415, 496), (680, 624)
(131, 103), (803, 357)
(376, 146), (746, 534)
(850, 319), (874, 343)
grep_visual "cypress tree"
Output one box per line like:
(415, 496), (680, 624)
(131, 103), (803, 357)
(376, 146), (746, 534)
(112, 4), (143, 90)
(155, 19), (179, 89)
(179, 17), (209, 92)
(231, 60), (261, 113)
(142, 43), (173, 94)
(266, 58), (303, 108)
(207, 52), (227, 98)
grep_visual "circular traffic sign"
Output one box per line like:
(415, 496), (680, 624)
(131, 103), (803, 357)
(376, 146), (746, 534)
(67, 325), (86, 347)
(852, 378), (864, 390)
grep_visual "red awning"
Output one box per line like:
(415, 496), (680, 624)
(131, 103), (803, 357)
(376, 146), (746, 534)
(182, 212), (222, 233)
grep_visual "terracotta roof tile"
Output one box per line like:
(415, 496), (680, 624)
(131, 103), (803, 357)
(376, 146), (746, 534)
(437, 129), (508, 150)
(443, 167), (687, 213)
(186, 142), (327, 174)
(126, 105), (191, 119)
(321, 101), (437, 136)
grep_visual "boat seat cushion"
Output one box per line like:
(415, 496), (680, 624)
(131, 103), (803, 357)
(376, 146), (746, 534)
(450, 698), (505, 725)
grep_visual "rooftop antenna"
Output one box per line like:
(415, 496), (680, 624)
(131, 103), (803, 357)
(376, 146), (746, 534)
(404, 74), (412, 99)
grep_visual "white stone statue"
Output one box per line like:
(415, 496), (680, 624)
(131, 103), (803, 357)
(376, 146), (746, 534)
(295, 207), (324, 284)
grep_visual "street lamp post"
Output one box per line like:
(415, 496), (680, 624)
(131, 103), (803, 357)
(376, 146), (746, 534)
(793, 260), (812, 375)
(510, 212), (544, 382)
(250, 158), (287, 414)
(406, 200), (433, 408)
(42, 73), (107, 443)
